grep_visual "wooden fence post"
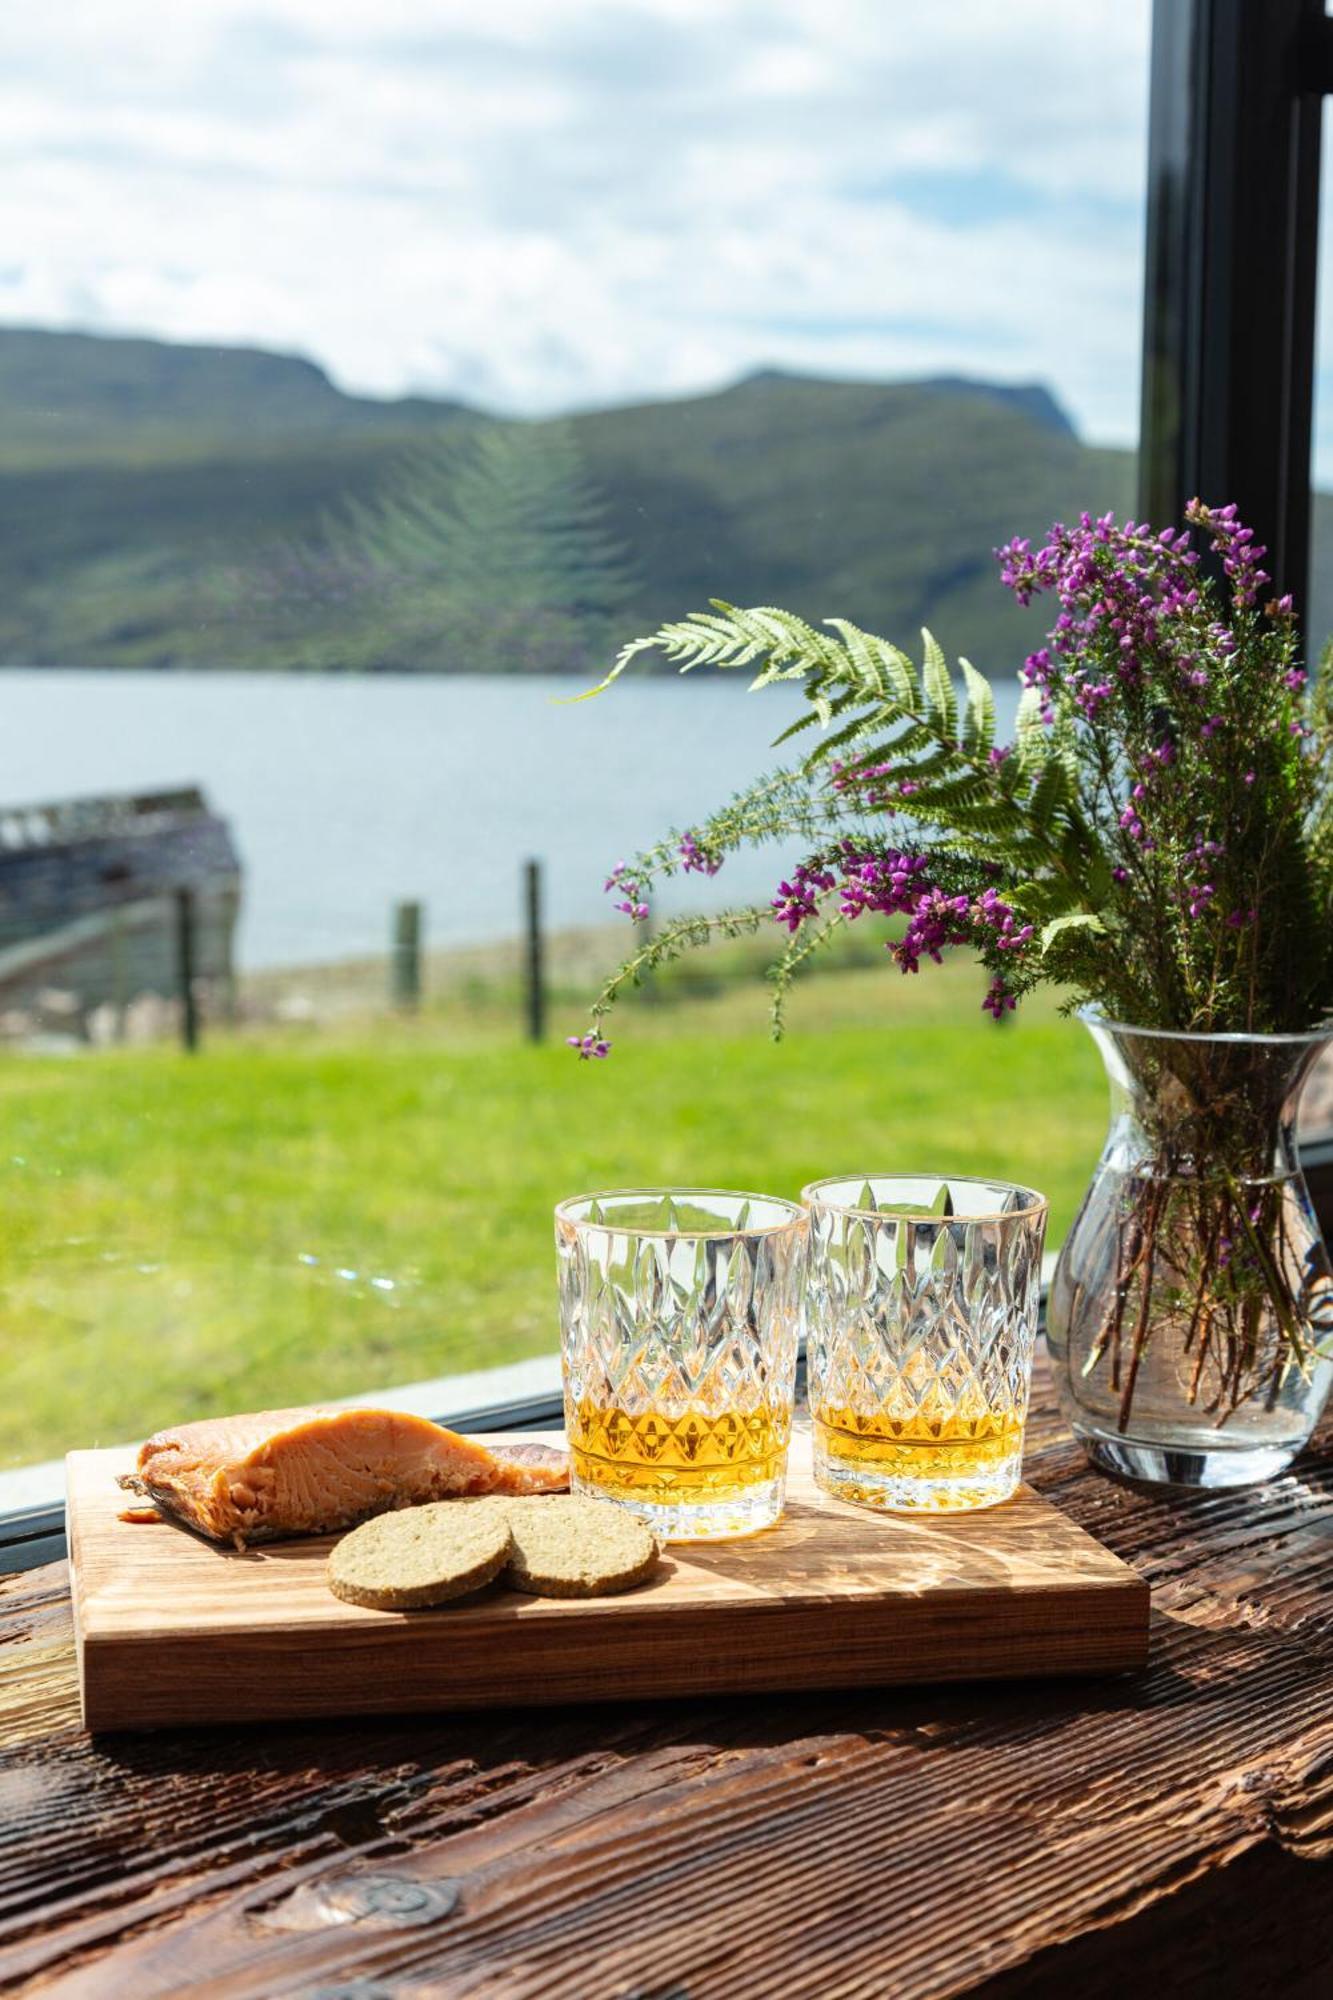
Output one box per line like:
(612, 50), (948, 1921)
(391, 901), (423, 1011)
(523, 859), (545, 1043)
(175, 887), (200, 1053)
(110, 906), (128, 1043)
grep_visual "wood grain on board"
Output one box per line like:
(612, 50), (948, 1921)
(66, 1430), (1148, 1731)
(4, 1363), (1331, 1999)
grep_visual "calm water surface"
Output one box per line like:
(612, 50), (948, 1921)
(0, 671), (1022, 967)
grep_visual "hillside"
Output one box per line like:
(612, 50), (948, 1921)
(0, 326), (470, 452)
(0, 321), (1222, 677)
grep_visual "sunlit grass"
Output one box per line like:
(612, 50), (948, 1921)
(0, 950), (1106, 1464)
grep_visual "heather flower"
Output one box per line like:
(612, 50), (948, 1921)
(772, 861), (836, 933)
(982, 978), (1017, 1019)
(974, 886), (1034, 952)
(566, 1033), (611, 1060)
(606, 860), (650, 921)
(1184, 498), (1270, 608)
(894, 888), (973, 974)
(831, 756), (894, 798)
(679, 832), (722, 876)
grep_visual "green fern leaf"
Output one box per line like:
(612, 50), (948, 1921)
(1015, 685), (1046, 768)
(1028, 755), (1070, 828)
(772, 707), (830, 746)
(1040, 911), (1106, 955)
(921, 630), (957, 740)
(823, 619), (889, 702)
(959, 656), (997, 754)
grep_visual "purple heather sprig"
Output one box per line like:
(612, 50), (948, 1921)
(678, 832), (722, 876)
(997, 511), (1205, 712)
(566, 1032), (612, 1060)
(771, 843), (1034, 1014)
(982, 977), (1018, 1020)
(772, 860), (836, 932)
(1184, 498), (1270, 609)
(604, 859), (649, 922)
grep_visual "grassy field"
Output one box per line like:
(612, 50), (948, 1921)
(0, 945), (1108, 1465)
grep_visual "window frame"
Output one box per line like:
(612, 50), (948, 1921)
(1138, 0), (1327, 608)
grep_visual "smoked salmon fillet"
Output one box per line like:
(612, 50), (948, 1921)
(117, 1405), (569, 1547)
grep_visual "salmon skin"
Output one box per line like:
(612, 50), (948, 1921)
(117, 1405), (569, 1548)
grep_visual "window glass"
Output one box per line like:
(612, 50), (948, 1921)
(0, 2), (1149, 1479)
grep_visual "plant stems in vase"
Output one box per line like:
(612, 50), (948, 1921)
(1047, 1017), (1333, 1485)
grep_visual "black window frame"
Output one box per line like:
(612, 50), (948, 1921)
(1139, 0), (1330, 608)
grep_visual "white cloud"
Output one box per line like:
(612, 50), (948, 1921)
(0, 1), (1153, 443)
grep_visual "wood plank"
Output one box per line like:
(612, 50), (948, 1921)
(66, 1431), (1148, 1732)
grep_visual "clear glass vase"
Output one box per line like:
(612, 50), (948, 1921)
(1046, 1015), (1333, 1489)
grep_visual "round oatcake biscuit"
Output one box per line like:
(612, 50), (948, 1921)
(327, 1499), (513, 1610)
(502, 1494), (661, 1598)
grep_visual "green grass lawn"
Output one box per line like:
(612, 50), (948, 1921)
(0, 952), (1107, 1465)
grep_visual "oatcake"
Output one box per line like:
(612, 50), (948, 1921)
(502, 1494), (661, 1598)
(327, 1499), (513, 1610)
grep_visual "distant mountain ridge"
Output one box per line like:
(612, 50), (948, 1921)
(1, 322), (1323, 674)
(0, 325), (473, 441)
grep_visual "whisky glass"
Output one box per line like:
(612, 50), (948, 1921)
(555, 1188), (807, 1540)
(802, 1174), (1048, 1512)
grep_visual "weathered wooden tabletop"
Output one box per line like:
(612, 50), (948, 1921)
(3, 1355), (1331, 2000)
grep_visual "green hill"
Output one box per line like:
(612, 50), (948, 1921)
(0, 321), (1207, 676)
(0, 325), (469, 453)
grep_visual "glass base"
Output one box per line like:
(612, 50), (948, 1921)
(570, 1468), (787, 1542)
(1075, 1426), (1301, 1491)
(813, 1434), (1023, 1513)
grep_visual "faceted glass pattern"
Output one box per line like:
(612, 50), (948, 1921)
(555, 1189), (806, 1540)
(803, 1175), (1048, 1512)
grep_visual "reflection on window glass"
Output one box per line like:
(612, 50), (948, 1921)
(0, 2), (1149, 1476)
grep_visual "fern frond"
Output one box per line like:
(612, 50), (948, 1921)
(1014, 685), (1046, 768)
(920, 629), (957, 740)
(959, 656), (997, 754)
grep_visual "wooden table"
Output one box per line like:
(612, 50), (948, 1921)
(3, 1356), (1331, 2000)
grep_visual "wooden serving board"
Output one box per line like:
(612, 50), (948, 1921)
(67, 1431), (1150, 1731)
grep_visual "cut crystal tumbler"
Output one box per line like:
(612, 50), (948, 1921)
(555, 1188), (807, 1540)
(803, 1174), (1048, 1512)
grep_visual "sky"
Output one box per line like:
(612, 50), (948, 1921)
(1, 1), (1160, 447)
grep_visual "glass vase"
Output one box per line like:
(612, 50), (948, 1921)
(1047, 1014), (1333, 1488)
